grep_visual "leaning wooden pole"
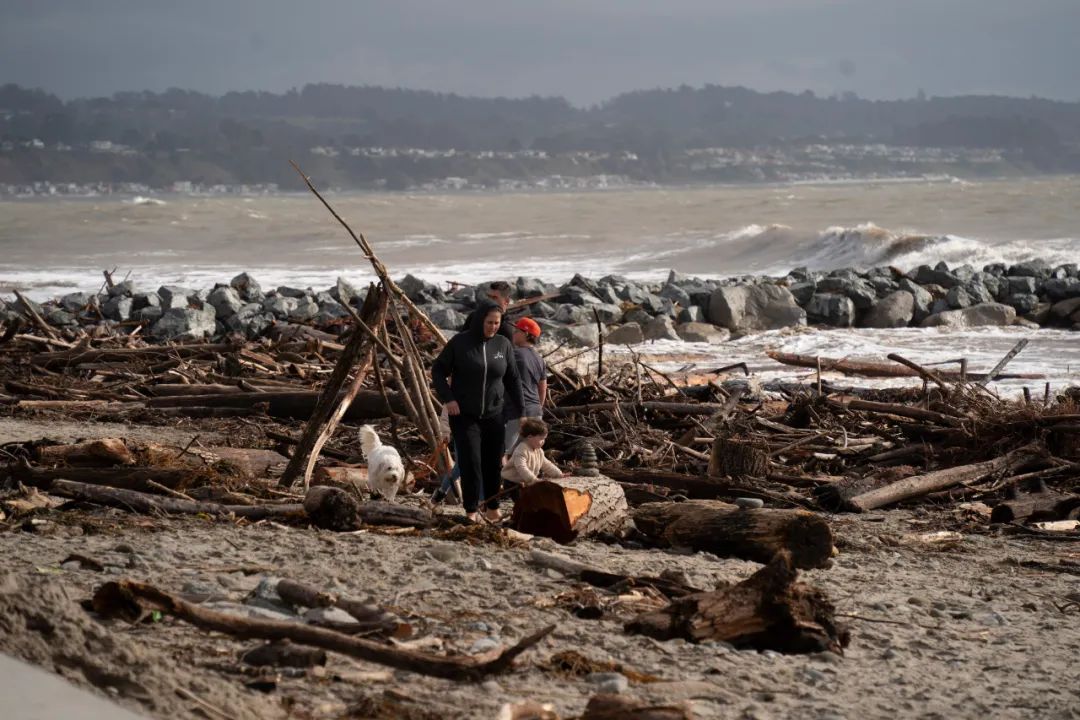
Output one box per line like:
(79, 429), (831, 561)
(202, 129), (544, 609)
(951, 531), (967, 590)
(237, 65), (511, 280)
(289, 161), (447, 347)
(278, 285), (387, 488)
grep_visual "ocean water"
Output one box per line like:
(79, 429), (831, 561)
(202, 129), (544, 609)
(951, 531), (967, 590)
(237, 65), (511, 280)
(2, 176), (1079, 390)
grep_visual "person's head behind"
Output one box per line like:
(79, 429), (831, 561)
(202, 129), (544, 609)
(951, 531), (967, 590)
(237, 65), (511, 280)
(482, 306), (502, 339)
(513, 317), (541, 347)
(487, 281), (512, 310)
(519, 417), (548, 449)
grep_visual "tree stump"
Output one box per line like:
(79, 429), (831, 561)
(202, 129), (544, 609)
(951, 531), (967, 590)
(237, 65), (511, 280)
(510, 475), (629, 544)
(304, 486), (362, 531)
(631, 500), (833, 569)
(708, 436), (767, 478)
(626, 551), (848, 654)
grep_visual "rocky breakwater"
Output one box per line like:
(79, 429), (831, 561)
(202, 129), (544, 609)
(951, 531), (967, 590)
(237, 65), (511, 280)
(2, 259), (1077, 348)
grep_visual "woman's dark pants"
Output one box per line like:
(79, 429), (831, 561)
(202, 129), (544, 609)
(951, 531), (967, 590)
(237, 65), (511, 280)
(448, 413), (505, 513)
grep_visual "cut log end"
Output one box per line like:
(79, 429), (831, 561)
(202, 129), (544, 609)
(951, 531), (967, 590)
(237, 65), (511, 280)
(510, 475), (628, 544)
(626, 551), (848, 655)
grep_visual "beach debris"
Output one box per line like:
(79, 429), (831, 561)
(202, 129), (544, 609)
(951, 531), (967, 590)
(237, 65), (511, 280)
(631, 500), (834, 570)
(92, 579), (554, 681)
(626, 551), (847, 654)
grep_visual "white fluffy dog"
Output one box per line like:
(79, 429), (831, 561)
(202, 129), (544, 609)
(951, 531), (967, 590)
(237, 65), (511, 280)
(358, 425), (405, 501)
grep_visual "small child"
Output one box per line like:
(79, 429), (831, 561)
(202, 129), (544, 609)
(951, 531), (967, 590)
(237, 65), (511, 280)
(500, 418), (564, 486)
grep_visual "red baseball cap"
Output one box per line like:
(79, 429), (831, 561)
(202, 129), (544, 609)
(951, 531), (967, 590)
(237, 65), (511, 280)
(515, 317), (542, 338)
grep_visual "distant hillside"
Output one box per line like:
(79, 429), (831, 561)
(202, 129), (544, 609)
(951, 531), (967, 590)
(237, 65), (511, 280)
(2, 82), (1079, 191)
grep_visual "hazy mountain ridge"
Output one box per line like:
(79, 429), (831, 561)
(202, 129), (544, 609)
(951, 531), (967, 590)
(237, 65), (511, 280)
(2, 82), (1079, 191)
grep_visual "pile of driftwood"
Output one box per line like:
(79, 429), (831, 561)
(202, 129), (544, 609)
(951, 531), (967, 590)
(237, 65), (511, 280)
(539, 339), (1079, 535)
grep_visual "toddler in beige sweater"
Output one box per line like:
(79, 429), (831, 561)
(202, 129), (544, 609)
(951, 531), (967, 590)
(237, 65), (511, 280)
(501, 418), (565, 485)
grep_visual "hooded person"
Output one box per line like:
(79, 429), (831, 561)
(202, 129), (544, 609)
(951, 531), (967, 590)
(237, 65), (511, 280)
(432, 302), (524, 522)
(460, 281), (515, 341)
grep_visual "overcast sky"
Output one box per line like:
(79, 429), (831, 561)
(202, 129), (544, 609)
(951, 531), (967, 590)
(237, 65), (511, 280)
(2, 0), (1077, 105)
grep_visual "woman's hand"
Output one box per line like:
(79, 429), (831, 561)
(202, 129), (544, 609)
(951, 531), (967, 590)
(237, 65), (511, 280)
(445, 400), (461, 416)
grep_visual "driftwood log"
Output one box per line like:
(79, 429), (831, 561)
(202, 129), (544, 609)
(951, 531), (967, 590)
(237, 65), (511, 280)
(46, 479), (304, 520)
(35, 438), (134, 466)
(7, 465), (198, 492)
(275, 578), (406, 637)
(847, 444), (1039, 511)
(990, 492), (1080, 524)
(528, 549), (700, 599)
(510, 475), (629, 544)
(631, 500), (833, 569)
(626, 551), (847, 654)
(93, 580), (552, 681)
(767, 350), (1042, 380)
(145, 389), (407, 420)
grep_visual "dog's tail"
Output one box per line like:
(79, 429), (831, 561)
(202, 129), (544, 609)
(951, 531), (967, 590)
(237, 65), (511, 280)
(358, 425), (381, 459)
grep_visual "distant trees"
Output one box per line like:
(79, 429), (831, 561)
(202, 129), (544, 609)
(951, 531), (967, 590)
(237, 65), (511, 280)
(1, 81), (1079, 185)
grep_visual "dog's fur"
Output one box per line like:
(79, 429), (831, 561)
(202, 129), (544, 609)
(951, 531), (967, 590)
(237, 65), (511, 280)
(358, 425), (405, 501)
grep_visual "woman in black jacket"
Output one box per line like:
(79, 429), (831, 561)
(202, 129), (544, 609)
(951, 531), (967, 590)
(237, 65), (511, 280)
(432, 305), (524, 522)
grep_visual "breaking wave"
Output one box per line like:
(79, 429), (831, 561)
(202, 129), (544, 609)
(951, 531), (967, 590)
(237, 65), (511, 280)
(718, 223), (1077, 275)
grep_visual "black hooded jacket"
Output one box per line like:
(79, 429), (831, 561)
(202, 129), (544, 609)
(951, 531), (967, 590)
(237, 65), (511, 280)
(432, 309), (524, 420)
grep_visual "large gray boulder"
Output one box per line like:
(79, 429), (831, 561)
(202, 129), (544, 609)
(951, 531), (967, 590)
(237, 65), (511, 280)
(787, 281), (817, 306)
(45, 308), (77, 326)
(152, 306), (217, 340)
(226, 310), (274, 339)
(262, 295), (300, 319)
(399, 274), (440, 302)
(1043, 277), (1080, 301)
(514, 277), (550, 299)
(590, 303), (623, 324)
(659, 283), (691, 308)
(643, 315), (680, 341)
(425, 304), (468, 330)
(1007, 293), (1040, 314)
(593, 284), (621, 306)
(862, 291), (915, 328)
(554, 303), (593, 325)
(230, 272), (264, 302)
(59, 292), (94, 313)
(919, 303), (1016, 329)
(102, 295), (133, 321)
(132, 292), (161, 312)
(708, 284), (806, 333)
(606, 323), (644, 345)
(157, 285), (199, 311)
(676, 322), (730, 344)
(289, 297), (320, 321)
(898, 279), (934, 321)
(805, 293), (855, 327)
(909, 264), (961, 289)
(1006, 276), (1037, 296)
(945, 286), (974, 309)
(560, 286), (603, 306)
(276, 285), (310, 299)
(1049, 297), (1080, 323)
(207, 286), (243, 319)
(1008, 259), (1051, 278)
(554, 323), (600, 348)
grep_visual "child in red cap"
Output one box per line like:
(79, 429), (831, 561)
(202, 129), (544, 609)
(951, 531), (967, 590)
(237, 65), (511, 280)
(504, 316), (547, 455)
